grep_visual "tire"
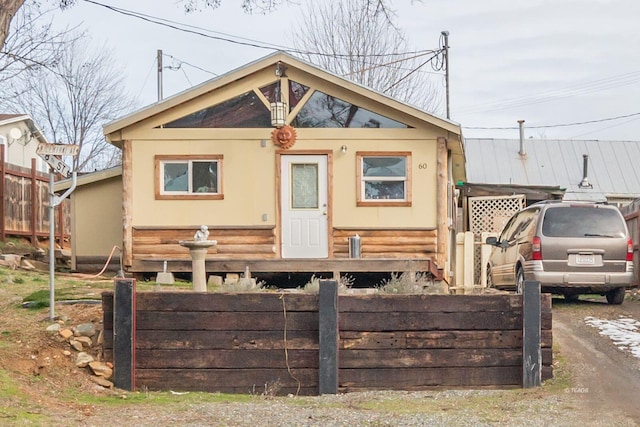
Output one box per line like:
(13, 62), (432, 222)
(606, 287), (626, 305)
(486, 265), (494, 288)
(515, 267), (525, 295)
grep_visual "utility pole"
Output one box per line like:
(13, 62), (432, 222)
(157, 49), (163, 101)
(441, 30), (450, 119)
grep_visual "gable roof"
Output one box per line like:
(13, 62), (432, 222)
(0, 113), (49, 144)
(464, 138), (640, 199)
(104, 51), (461, 141)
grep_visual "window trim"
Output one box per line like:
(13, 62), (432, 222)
(155, 155), (223, 200)
(356, 151), (412, 207)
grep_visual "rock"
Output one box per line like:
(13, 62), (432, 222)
(75, 336), (93, 347)
(75, 352), (94, 367)
(89, 361), (113, 379)
(75, 323), (96, 337)
(59, 329), (74, 340)
(63, 350), (72, 356)
(20, 259), (35, 270)
(70, 339), (84, 352)
(46, 323), (61, 333)
(89, 375), (113, 388)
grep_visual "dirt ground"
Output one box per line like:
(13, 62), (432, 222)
(2, 272), (640, 425)
(552, 295), (640, 424)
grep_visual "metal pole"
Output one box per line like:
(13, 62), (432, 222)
(157, 49), (163, 101)
(441, 30), (450, 119)
(49, 170), (55, 320)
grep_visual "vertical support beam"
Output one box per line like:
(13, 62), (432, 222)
(318, 279), (338, 394)
(436, 137), (448, 276)
(0, 144), (5, 242)
(57, 201), (65, 247)
(122, 140), (133, 267)
(523, 280), (542, 388)
(30, 158), (37, 246)
(113, 278), (136, 390)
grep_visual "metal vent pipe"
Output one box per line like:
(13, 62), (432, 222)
(517, 120), (526, 156)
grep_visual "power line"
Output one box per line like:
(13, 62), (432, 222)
(463, 111), (640, 130)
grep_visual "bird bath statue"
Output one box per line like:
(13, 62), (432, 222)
(180, 225), (216, 292)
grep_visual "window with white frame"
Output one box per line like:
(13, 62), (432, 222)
(155, 155), (223, 200)
(356, 152), (411, 207)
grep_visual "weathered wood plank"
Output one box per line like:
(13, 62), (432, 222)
(341, 330), (553, 349)
(135, 292), (318, 312)
(339, 367), (522, 389)
(339, 348), (523, 368)
(332, 229), (436, 237)
(136, 368), (318, 395)
(136, 349), (318, 369)
(136, 311), (319, 331)
(136, 330), (318, 350)
(339, 294), (523, 313)
(339, 311), (529, 331)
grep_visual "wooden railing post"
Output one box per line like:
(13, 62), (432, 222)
(30, 158), (37, 245)
(0, 144), (5, 241)
(113, 278), (136, 390)
(319, 279), (338, 394)
(523, 280), (542, 388)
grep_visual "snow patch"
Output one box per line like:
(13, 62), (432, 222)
(584, 316), (640, 359)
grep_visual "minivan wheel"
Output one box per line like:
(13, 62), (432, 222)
(606, 287), (626, 305)
(515, 267), (525, 295)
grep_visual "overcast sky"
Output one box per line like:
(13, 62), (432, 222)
(48, 0), (640, 141)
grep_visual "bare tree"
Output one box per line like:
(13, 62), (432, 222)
(2, 35), (137, 172)
(291, 0), (441, 113)
(0, 3), (69, 95)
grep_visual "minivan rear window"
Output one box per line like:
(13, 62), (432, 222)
(542, 207), (626, 238)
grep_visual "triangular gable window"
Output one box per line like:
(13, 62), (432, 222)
(162, 91), (270, 128)
(259, 80), (309, 109)
(292, 90), (410, 128)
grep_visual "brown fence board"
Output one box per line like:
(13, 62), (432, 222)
(137, 349), (318, 369)
(136, 292), (318, 312)
(136, 330), (318, 350)
(340, 367), (522, 389)
(136, 311), (318, 331)
(136, 368), (318, 395)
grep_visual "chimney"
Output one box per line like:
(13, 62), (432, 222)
(517, 120), (526, 156)
(579, 154), (592, 188)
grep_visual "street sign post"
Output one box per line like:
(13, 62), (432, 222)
(40, 154), (71, 178)
(36, 142), (80, 156)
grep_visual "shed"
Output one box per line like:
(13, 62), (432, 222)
(103, 51), (465, 283)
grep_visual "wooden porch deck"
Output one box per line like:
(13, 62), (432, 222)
(131, 257), (443, 281)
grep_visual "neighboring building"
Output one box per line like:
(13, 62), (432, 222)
(99, 51), (466, 283)
(0, 114), (49, 173)
(462, 138), (640, 207)
(55, 167), (123, 273)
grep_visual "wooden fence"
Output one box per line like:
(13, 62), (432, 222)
(0, 145), (69, 245)
(102, 283), (552, 395)
(621, 200), (640, 287)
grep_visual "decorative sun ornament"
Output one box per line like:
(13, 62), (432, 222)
(271, 125), (297, 149)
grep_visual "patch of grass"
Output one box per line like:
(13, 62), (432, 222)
(301, 274), (354, 294)
(69, 389), (259, 407)
(377, 272), (435, 294)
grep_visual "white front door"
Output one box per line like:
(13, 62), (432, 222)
(281, 155), (328, 258)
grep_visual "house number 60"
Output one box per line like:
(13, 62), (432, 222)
(418, 163), (427, 169)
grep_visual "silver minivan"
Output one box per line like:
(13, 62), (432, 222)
(486, 201), (634, 304)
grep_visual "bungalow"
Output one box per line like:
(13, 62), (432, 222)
(100, 51), (465, 284)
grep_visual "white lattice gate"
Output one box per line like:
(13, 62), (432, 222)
(469, 195), (526, 285)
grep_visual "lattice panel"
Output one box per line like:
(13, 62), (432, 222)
(469, 195), (526, 236)
(469, 195), (525, 285)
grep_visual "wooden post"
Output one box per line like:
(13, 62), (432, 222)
(318, 279), (338, 394)
(523, 280), (542, 388)
(0, 144), (5, 241)
(122, 140), (133, 267)
(30, 158), (38, 246)
(113, 278), (136, 390)
(436, 137), (448, 274)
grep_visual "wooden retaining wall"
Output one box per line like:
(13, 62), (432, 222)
(102, 288), (552, 395)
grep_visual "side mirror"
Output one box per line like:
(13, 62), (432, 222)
(485, 236), (498, 246)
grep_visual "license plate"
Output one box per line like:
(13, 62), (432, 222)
(576, 254), (595, 265)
